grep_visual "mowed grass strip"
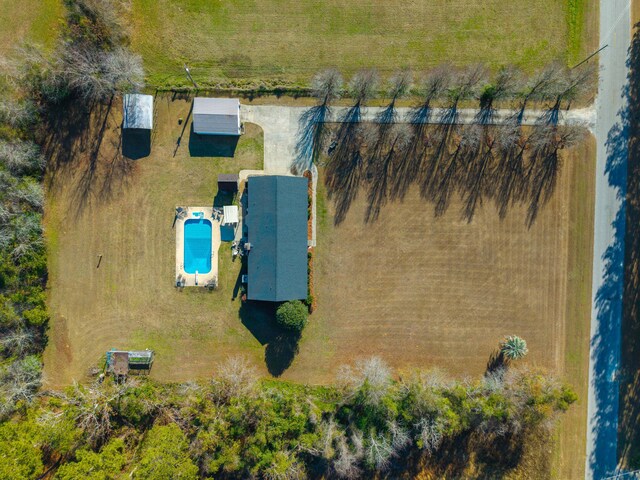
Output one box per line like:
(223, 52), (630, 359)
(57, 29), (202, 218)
(130, 0), (569, 87)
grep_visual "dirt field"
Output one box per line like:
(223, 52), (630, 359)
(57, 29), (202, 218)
(43, 95), (266, 386)
(130, 0), (577, 88)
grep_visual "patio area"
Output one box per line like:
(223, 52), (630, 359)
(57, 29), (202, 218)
(175, 206), (221, 287)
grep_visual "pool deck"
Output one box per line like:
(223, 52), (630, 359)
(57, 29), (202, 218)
(175, 206), (221, 287)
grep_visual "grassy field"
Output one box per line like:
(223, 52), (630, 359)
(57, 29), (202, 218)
(129, 0), (590, 88)
(0, 0), (61, 54)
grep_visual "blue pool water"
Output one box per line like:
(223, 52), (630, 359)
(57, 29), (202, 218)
(184, 218), (212, 274)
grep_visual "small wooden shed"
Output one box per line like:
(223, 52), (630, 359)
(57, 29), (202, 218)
(218, 174), (239, 192)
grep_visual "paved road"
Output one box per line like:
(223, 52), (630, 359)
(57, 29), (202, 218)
(586, 1), (632, 479)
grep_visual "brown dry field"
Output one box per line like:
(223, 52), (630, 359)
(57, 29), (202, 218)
(286, 137), (595, 479)
(43, 96), (267, 387)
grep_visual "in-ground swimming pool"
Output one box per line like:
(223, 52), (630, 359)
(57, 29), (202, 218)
(184, 218), (212, 274)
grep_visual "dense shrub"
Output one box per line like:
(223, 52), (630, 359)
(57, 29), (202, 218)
(276, 300), (308, 332)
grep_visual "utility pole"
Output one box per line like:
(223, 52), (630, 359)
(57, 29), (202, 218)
(571, 44), (608, 69)
(184, 64), (198, 89)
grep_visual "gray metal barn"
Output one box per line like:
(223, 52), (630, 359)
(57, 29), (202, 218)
(192, 98), (241, 135)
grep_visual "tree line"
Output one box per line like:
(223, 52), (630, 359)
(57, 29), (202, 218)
(295, 64), (594, 225)
(0, 356), (575, 479)
(0, 0), (144, 419)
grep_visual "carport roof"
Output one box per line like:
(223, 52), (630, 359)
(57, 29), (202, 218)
(123, 94), (153, 130)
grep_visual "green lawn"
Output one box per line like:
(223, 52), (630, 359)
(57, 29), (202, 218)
(129, 0), (590, 89)
(0, 0), (61, 54)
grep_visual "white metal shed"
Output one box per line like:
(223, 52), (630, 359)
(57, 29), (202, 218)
(123, 94), (153, 130)
(223, 205), (239, 225)
(192, 98), (241, 135)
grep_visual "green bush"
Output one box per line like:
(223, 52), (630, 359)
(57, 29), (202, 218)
(275, 301), (308, 332)
(134, 424), (198, 480)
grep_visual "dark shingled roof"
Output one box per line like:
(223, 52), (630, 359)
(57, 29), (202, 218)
(247, 176), (308, 302)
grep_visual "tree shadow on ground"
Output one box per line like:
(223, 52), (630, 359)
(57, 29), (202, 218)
(618, 21), (640, 473)
(588, 23), (635, 480)
(122, 129), (151, 159)
(239, 301), (301, 377)
(392, 428), (529, 479)
(41, 95), (135, 219)
(188, 128), (239, 157)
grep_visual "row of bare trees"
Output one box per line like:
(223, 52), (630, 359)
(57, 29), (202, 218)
(295, 64), (594, 225)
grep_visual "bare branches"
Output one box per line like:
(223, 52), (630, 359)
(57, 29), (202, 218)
(59, 45), (144, 102)
(337, 356), (392, 407)
(349, 69), (379, 104)
(211, 355), (258, 402)
(312, 68), (343, 105)
(386, 69), (413, 102)
(0, 141), (45, 176)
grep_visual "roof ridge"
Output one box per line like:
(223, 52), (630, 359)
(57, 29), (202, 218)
(274, 176), (279, 298)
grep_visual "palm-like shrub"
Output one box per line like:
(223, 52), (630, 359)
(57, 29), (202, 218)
(276, 301), (308, 332)
(500, 335), (528, 360)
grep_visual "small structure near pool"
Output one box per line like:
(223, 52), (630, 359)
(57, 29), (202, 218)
(192, 97), (241, 135)
(218, 174), (239, 193)
(245, 175), (308, 302)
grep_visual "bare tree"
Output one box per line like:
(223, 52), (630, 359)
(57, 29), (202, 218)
(337, 357), (392, 407)
(364, 432), (395, 470)
(0, 99), (38, 128)
(389, 68), (451, 201)
(0, 141), (45, 176)
(525, 126), (585, 226)
(311, 68), (343, 104)
(11, 213), (44, 259)
(293, 69), (342, 172)
(0, 328), (36, 356)
(59, 45), (144, 102)
(494, 121), (529, 218)
(332, 436), (362, 479)
(0, 355), (42, 418)
(11, 179), (44, 211)
(211, 355), (258, 401)
(477, 66), (522, 124)
(414, 417), (445, 453)
(349, 69), (379, 103)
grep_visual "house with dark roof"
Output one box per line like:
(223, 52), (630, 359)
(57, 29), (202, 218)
(192, 98), (241, 135)
(246, 176), (308, 302)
